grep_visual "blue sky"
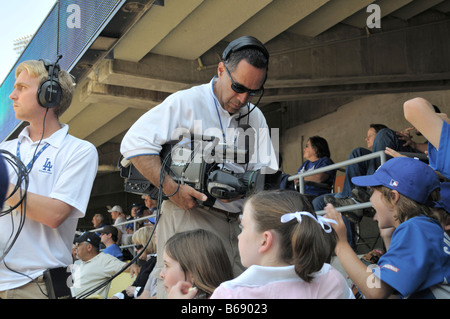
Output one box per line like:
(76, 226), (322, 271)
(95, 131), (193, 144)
(0, 0), (56, 84)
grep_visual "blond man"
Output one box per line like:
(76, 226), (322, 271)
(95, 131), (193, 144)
(0, 59), (98, 299)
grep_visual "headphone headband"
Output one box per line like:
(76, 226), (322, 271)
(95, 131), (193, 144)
(222, 36), (269, 62)
(40, 58), (60, 79)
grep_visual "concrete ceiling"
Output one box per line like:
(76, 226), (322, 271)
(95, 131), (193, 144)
(61, 0), (450, 171)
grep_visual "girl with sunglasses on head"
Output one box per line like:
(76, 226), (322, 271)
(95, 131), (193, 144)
(110, 226), (157, 299)
(210, 189), (354, 299)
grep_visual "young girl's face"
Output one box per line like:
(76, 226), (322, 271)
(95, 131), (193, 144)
(160, 250), (190, 293)
(238, 202), (264, 268)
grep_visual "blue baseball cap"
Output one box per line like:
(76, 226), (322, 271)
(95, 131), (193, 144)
(351, 157), (440, 204)
(434, 182), (450, 213)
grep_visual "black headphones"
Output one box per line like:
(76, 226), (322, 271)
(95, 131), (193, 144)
(37, 55), (63, 108)
(222, 36), (269, 62)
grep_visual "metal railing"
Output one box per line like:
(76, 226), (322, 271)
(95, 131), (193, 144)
(288, 150), (387, 215)
(90, 213), (157, 254)
(91, 214), (157, 234)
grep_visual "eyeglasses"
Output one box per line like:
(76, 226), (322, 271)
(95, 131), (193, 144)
(224, 64), (264, 97)
(134, 244), (144, 250)
(75, 242), (89, 247)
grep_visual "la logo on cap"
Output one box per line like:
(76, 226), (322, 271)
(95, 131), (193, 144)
(389, 179), (399, 187)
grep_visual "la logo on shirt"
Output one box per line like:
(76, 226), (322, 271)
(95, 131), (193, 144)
(39, 158), (53, 174)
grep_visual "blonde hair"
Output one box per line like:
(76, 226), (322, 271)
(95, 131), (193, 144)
(15, 60), (75, 117)
(132, 225), (156, 254)
(246, 189), (336, 283)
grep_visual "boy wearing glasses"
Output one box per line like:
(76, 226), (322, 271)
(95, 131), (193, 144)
(120, 36), (278, 298)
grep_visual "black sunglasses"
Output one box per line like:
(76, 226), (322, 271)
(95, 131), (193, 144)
(224, 64), (264, 97)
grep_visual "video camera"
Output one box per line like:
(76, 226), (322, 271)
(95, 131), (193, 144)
(119, 126), (282, 206)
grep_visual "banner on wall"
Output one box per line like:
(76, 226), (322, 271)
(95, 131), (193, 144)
(0, 0), (125, 142)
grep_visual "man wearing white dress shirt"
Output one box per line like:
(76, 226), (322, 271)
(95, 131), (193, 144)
(120, 36), (278, 298)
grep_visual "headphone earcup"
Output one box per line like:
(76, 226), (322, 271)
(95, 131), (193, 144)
(37, 79), (62, 108)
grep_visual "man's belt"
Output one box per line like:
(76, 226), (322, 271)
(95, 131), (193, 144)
(205, 206), (241, 216)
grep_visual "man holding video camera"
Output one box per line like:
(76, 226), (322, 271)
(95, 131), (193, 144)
(120, 36), (278, 298)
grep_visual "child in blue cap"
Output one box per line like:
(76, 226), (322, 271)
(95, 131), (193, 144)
(326, 157), (450, 299)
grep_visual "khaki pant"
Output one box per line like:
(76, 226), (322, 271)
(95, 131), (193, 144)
(154, 200), (245, 298)
(0, 276), (48, 299)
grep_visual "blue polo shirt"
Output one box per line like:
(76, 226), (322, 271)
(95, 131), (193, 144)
(428, 120), (450, 179)
(375, 215), (450, 298)
(103, 244), (124, 261)
(297, 157), (336, 196)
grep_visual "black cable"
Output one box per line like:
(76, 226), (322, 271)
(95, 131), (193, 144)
(159, 147), (181, 198)
(2, 260), (48, 297)
(56, 1), (60, 58)
(77, 139), (205, 298)
(0, 150), (28, 215)
(0, 98), (50, 292)
(234, 87), (264, 122)
(0, 150), (28, 262)
(75, 221), (158, 299)
(76, 152), (173, 299)
(26, 106), (50, 175)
